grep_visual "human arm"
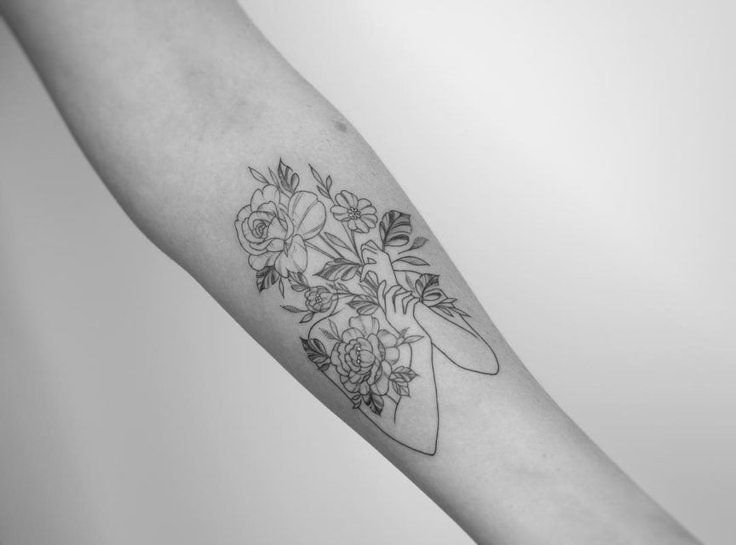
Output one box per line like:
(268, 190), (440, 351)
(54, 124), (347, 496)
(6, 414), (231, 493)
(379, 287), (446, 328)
(0, 1), (701, 543)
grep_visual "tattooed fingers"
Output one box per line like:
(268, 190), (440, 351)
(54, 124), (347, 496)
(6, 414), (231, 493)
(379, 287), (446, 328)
(397, 289), (416, 314)
(361, 240), (396, 284)
(378, 282), (423, 333)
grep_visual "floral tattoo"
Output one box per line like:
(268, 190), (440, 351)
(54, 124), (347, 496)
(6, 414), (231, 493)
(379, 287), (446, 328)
(235, 159), (499, 454)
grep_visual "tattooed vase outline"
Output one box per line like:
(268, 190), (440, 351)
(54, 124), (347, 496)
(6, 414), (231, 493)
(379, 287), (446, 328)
(235, 159), (499, 454)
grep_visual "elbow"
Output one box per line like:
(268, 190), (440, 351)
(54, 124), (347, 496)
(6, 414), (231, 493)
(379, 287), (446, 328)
(417, 439), (438, 456)
(483, 350), (500, 376)
(453, 349), (500, 376)
(467, 339), (500, 375)
(403, 433), (438, 456)
(395, 413), (439, 456)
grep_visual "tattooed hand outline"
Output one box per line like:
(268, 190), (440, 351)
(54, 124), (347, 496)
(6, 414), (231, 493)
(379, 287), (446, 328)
(361, 240), (397, 286)
(378, 282), (425, 338)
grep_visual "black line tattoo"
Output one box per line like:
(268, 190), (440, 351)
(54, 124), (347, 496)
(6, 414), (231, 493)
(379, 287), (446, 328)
(235, 159), (499, 454)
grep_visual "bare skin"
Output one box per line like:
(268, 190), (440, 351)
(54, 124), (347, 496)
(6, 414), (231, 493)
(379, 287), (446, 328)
(0, 1), (702, 543)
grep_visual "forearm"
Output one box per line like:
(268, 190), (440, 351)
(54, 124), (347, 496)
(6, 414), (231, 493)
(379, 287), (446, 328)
(0, 1), (699, 543)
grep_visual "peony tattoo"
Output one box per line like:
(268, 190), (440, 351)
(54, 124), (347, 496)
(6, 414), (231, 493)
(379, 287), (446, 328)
(235, 159), (499, 454)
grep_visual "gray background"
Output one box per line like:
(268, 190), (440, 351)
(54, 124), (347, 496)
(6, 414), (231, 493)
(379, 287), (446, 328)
(1, 1), (733, 543)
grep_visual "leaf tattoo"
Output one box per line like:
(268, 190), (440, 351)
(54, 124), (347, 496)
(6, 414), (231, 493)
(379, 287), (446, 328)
(379, 210), (412, 248)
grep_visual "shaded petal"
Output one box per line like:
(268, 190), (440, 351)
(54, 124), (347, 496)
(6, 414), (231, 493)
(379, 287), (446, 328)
(236, 205), (252, 224)
(396, 343), (411, 365)
(289, 235), (308, 271)
(353, 219), (369, 233)
(263, 185), (282, 205)
(341, 327), (363, 342)
(258, 201), (279, 216)
(248, 238), (274, 253)
(362, 213), (378, 227)
(235, 206), (254, 248)
(274, 235), (308, 276)
(348, 315), (380, 336)
(368, 334), (384, 360)
(251, 185), (280, 209)
(358, 349), (375, 366)
(384, 346), (400, 364)
(332, 347), (347, 373)
(248, 251), (277, 270)
(373, 362), (391, 396)
(266, 215), (288, 240)
(331, 205), (349, 222)
(244, 215), (272, 243)
(343, 191), (359, 207)
(288, 191), (326, 239)
(377, 330), (398, 348)
(265, 238), (285, 252)
(334, 192), (351, 208)
(342, 377), (359, 393)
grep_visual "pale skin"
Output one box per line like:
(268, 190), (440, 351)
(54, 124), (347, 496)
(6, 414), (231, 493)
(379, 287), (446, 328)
(0, 1), (702, 544)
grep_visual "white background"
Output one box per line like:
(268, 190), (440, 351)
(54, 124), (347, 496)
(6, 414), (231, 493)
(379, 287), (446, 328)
(1, 1), (734, 543)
